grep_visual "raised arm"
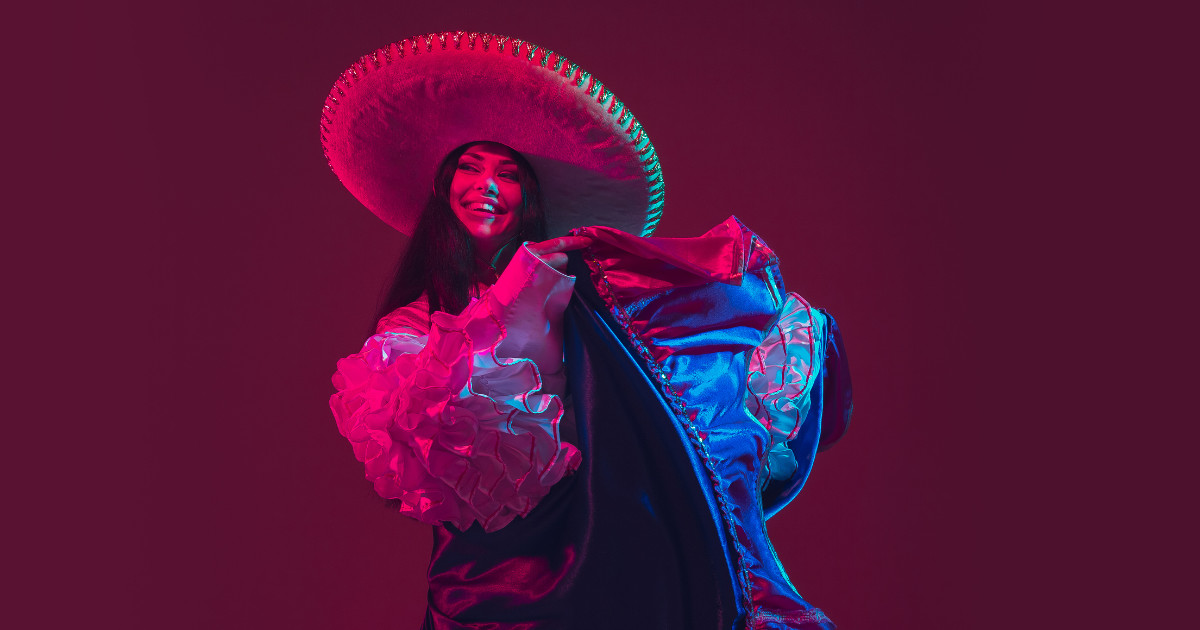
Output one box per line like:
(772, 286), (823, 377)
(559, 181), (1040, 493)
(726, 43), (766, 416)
(329, 243), (582, 532)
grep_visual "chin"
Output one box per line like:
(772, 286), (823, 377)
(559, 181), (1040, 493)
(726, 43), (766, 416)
(478, 225), (516, 242)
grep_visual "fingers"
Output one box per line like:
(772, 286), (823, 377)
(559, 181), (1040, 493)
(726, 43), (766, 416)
(525, 236), (591, 272)
(526, 235), (593, 257)
(539, 252), (569, 271)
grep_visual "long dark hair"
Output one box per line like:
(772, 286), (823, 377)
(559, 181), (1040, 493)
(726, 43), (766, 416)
(373, 142), (548, 326)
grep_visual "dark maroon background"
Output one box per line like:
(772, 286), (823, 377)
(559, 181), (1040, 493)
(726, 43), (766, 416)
(15, 1), (1189, 629)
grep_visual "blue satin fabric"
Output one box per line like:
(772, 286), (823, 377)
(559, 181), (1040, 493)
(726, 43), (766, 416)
(422, 218), (850, 630)
(423, 258), (738, 629)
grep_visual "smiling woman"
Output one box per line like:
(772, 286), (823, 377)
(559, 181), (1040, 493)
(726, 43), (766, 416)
(371, 140), (556, 322)
(323, 31), (851, 630)
(448, 143), (524, 255)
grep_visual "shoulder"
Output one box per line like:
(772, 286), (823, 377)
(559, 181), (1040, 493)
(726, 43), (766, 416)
(375, 294), (432, 335)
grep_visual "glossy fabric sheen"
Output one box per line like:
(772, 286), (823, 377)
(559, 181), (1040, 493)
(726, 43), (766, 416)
(425, 288), (736, 629)
(424, 217), (849, 629)
(576, 217), (839, 629)
(331, 246), (581, 533)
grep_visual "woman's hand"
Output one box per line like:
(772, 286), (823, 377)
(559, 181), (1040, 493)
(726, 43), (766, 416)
(526, 236), (593, 272)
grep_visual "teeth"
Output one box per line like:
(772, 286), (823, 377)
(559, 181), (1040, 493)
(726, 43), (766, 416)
(467, 202), (497, 213)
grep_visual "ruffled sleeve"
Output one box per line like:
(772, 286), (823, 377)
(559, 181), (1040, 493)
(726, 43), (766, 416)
(745, 292), (828, 483)
(329, 244), (582, 533)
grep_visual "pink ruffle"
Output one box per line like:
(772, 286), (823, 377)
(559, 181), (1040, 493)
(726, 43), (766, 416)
(330, 298), (581, 533)
(746, 293), (825, 482)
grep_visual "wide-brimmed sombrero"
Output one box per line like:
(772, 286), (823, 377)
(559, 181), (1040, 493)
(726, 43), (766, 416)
(321, 31), (664, 237)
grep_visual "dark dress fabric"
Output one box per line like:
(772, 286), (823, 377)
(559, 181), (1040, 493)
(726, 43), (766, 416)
(422, 218), (851, 630)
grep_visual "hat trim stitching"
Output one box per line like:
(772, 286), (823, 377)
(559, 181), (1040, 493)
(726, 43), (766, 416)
(321, 31), (666, 235)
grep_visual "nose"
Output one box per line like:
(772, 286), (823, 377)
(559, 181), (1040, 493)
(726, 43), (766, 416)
(477, 177), (499, 197)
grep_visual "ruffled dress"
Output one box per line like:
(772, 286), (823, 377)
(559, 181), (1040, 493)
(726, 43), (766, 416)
(330, 217), (852, 630)
(331, 243), (580, 533)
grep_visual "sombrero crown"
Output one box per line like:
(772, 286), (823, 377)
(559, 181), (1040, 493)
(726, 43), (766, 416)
(321, 31), (664, 237)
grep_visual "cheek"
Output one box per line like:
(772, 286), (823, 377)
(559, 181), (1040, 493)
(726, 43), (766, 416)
(501, 185), (523, 213)
(448, 174), (469, 199)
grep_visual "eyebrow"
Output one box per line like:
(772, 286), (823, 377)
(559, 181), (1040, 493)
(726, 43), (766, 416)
(461, 152), (517, 166)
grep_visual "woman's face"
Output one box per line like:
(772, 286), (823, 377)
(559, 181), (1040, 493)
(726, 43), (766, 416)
(448, 143), (524, 255)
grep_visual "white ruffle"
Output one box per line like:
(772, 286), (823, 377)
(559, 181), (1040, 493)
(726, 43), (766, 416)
(746, 293), (827, 482)
(330, 247), (580, 533)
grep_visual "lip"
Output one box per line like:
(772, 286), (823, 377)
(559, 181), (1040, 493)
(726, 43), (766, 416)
(461, 199), (506, 215)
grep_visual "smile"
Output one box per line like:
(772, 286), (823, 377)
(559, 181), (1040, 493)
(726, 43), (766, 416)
(465, 201), (501, 214)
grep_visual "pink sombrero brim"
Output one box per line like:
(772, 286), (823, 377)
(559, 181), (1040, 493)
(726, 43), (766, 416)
(321, 31), (664, 237)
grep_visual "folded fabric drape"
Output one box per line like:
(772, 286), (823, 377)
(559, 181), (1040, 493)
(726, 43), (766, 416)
(330, 217), (852, 629)
(330, 245), (580, 532)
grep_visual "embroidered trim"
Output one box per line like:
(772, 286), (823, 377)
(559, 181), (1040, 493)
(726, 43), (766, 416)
(580, 235), (756, 616)
(320, 31), (665, 235)
(749, 607), (832, 628)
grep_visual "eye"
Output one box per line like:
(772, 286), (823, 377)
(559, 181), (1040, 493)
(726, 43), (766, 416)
(456, 162), (480, 173)
(499, 171), (519, 182)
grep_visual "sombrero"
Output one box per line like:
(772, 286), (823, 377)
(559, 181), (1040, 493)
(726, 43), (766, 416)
(320, 31), (664, 237)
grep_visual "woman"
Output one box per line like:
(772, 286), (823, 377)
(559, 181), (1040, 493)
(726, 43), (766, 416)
(372, 140), (591, 329)
(325, 32), (851, 630)
(338, 139), (592, 534)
